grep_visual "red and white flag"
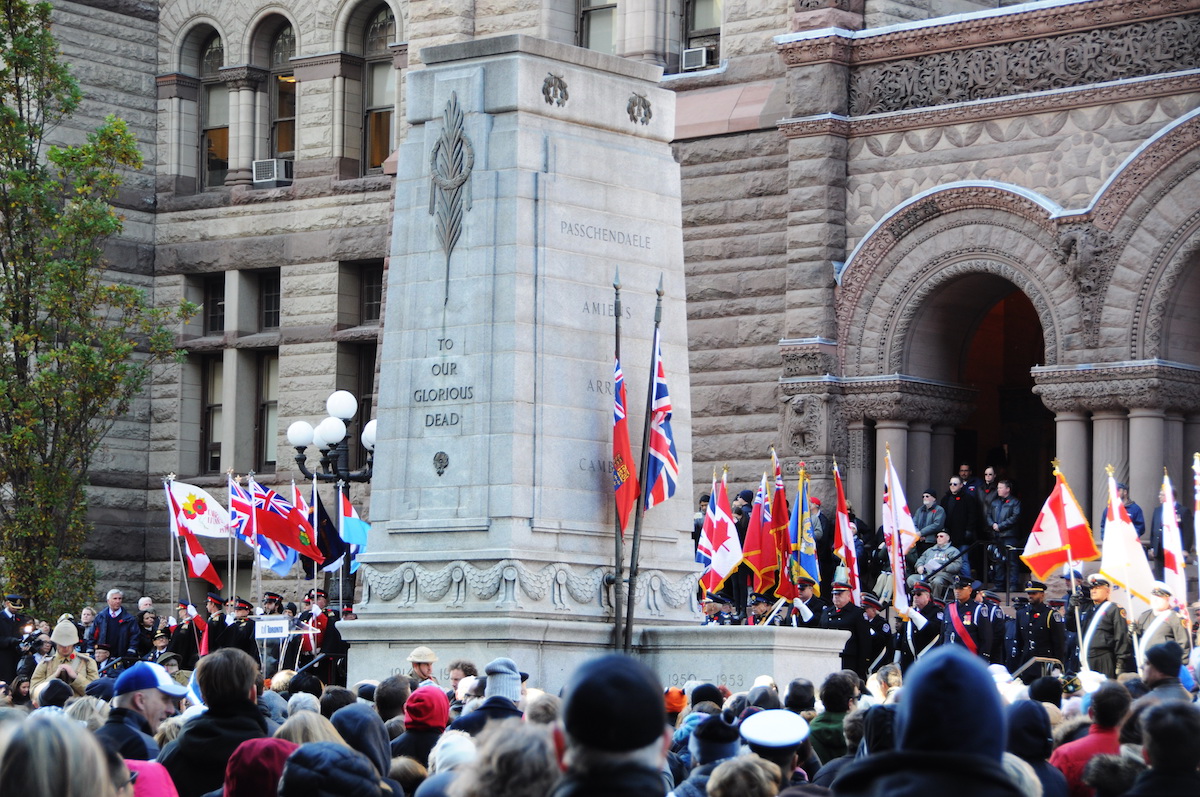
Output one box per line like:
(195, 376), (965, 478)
(1099, 468), (1155, 605)
(167, 480), (230, 538)
(832, 461), (861, 605)
(882, 450), (917, 616)
(697, 471), (743, 594)
(1022, 464), (1098, 580)
(1161, 470), (1186, 603)
(164, 482), (223, 589)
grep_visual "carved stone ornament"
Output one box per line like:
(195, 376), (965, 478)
(359, 559), (699, 617)
(848, 15), (1200, 116)
(782, 349), (837, 378)
(1032, 362), (1200, 414)
(1055, 223), (1114, 349)
(542, 73), (568, 107)
(433, 451), (449, 476)
(217, 65), (268, 90)
(627, 92), (652, 125)
(429, 92), (475, 306)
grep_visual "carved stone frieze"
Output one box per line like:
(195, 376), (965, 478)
(848, 16), (1200, 116)
(778, 0), (1193, 68)
(358, 559), (700, 618)
(781, 342), (837, 378)
(837, 378), (976, 426)
(1092, 113), (1200, 233)
(1032, 362), (1200, 414)
(779, 73), (1200, 139)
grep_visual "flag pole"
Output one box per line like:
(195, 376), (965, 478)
(611, 269), (626, 650)
(1054, 459), (1087, 668)
(249, 471), (262, 607)
(338, 480), (347, 612)
(167, 475), (176, 607)
(623, 274), (665, 654)
(162, 477), (195, 610)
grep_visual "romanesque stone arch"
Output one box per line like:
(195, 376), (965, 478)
(837, 183), (1073, 378)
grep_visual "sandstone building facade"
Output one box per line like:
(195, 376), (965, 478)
(49, 0), (1200, 598)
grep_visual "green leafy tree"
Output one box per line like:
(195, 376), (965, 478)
(0, 0), (192, 616)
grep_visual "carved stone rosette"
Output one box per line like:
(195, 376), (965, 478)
(1032, 362), (1200, 414)
(357, 559), (701, 619)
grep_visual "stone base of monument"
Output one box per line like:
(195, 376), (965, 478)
(343, 619), (849, 695)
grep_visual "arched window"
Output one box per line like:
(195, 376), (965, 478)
(270, 25), (297, 158)
(200, 34), (228, 187)
(363, 6), (396, 171)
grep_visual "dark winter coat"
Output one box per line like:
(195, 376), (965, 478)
(95, 706), (160, 761)
(1006, 700), (1068, 797)
(157, 701), (268, 797)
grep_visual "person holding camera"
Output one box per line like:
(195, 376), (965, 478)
(30, 620), (98, 697)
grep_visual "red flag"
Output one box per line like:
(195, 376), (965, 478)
(248, 477), (324, 563)
(743, 474), (776, 593)
(1021, 465), (1099, 580)
(833, 461), (862, 605)
(769, 450), (798, 600)
(612, 358), (638, 535)
(165, 483), (223, 590)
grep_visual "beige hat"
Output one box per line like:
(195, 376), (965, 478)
(407, 645), (438, 664)
(50, 620), (80, 647)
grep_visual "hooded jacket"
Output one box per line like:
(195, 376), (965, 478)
(831, 646), (1025, 797)
(391, 684), (449, 766)
(199, 738), (298, 797)
(157, 701), (268, 797)
(331, 703), (393, 777)
(447, 694), (522, 736)
(1006, 700), (1068, 797)
(277, 741), (390, 797)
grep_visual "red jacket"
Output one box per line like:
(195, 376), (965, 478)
(1048, 724), (1120, 797)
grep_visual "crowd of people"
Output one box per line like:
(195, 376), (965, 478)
(1, 612), (1198, 797)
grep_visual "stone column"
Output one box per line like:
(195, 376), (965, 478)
(1165, 412), (1185, 482)
(1053, 410), (1091, 515)
(1128, 408), (1166, 509)
(930, 424), (955, 491)
(1186, 414), (1200, 480)
(219, 67), (267, 187)
(907, 421), (932, 498)
(1091, 409), (1128, 527)
(846, 418), (871, 518)
(875, 419), (908, 524)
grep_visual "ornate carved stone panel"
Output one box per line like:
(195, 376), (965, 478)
(1033, 362), (1200, 414)
(848, 16), (1200, 116)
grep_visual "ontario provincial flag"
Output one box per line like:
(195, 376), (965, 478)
(642, 328), (679, 511)
(612, 358), (639, 536)
(248, 477), (324, 563)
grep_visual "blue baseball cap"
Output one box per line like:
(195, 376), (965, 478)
(114, 661), (189, 698)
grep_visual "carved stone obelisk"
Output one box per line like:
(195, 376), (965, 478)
(344, 36), (702, 689)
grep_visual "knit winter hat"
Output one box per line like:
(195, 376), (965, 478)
(405, 684), (450, 731)
(483, 657), (522, 703)
(688, 714), (742, 764)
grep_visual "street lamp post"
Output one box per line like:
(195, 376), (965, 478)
(286, 390), (377, 483)
(285, 390), (376, 612)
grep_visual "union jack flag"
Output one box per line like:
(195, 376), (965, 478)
(642, 328), (679, 511)
(251, 479), (293, 517)
(228, 477), (255, 542)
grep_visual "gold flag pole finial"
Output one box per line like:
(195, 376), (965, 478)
(1105, 464), (1115, 477)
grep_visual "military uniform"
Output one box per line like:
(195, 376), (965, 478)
(224, 597), (261, 665)
(981, 592), (1011, 668)
(821, 583), (873, 678)
(1133, 607), (1188, 651)
(166, 602), (203, 670)
(0, 595), (29, 684)
(942, 577), (992, 661)
(895, 585), (943, 671)
(203, 592), (228, 654)
(861, 594), (893, 674)
(1067, 577), (1130, 679)
(1015, 583), (1066, 680)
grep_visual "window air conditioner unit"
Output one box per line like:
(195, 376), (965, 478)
(682, 47), (710, 71)
(252, 158), (294, 187)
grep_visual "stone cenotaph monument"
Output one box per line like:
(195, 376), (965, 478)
(345, 36), (703, 690)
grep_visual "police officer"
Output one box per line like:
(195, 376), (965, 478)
(1015, 580), (1066, 681)
(166, 601), (202, 670)
(1133, 581), (1188, 652)
(942, 576), (992, 661)
(895, 580), (942, 671)
(980, 590), (1011, 668)
(203, 592), (227, 652)
(749, 593), (782, 626)
(821, 581), (872, 678)
(1066, 574), (1130, 679)
(861, 592), (893, 675)
(0, 594), (29, 684)
(224, 597), (260, 665)
(260, 591), (284, 677)
(702, 593), (735, 626)
(788, 577), (827, 628)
